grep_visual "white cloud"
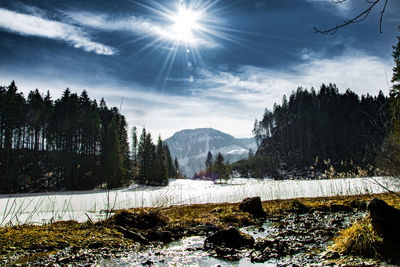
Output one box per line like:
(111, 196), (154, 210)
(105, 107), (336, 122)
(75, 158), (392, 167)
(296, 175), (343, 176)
(66, 11), (220, 48)
(0, 51), (393, 139)
(199, 51), (391, 96)
(0, 8), (116, 55)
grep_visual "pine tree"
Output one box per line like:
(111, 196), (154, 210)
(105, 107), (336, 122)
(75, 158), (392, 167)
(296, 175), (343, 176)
(131, 126), (138, 180)
(205, 151), (213, 176)
(154, 136), (168, 185)
(137, 128), (147, 184)
(214, 152), (229, 182)
(163, 143), (176, 178)
(390, 35), (400, 134)
(103, 119), (123, 189)
(174, 157), (180, 178)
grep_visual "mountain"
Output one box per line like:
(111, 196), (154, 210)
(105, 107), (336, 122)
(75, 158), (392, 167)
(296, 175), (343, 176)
(165, 128), (257, 177)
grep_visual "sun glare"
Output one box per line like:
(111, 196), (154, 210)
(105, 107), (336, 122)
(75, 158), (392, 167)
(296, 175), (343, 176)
(132, 0), (236, 88)
(171, 7), (200, 43)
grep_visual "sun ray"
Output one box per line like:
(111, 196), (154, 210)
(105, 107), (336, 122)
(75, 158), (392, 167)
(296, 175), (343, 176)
(125, 0), (257, 91)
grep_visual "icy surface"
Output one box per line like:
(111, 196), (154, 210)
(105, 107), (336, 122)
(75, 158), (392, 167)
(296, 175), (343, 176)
(0, 177), (398, 226)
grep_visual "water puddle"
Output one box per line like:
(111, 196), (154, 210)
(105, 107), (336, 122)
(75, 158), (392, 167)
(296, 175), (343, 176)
(101, 212), (363, 266)
(102, 235), (274, 266)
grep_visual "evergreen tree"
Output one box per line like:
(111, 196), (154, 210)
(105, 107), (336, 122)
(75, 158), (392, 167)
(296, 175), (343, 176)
(214, 152), (229, 181)
(153, 136), (168, 185)
(390, 35), (400, 135)
(103, 119), (123, 189)
(163, 143), (176, 178)
(131, 126), (138, 180)
(378, 34), (400, 176)
(0, 82), (130, 192)
(250, 83), (390, 178)
(174, 157), (180, 178)
(205, 151), (213, 176)
(137, 128), (147, 184)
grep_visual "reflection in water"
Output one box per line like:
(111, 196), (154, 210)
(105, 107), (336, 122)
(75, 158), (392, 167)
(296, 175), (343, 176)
(102, 235), (272, 266)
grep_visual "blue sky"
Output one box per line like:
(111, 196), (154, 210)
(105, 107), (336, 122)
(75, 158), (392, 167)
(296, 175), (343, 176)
(0, 0), (399, 138)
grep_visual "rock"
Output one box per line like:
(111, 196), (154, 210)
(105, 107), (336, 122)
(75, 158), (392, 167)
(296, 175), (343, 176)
(114, 210), (135, 227)
(142, 259), (154, 265)
(204, 227), (255, 249)
(350, 200), (367, 211)
(113, 210), (166, 230)
(239, 197), (266, 217)
(320, 250), (339, 260)
(310, 205), (329, 213)
(146, 230), (173, 243)
(367, 198), (400, 242)
(329, 204), (353, 213)
(57, 256), (72, 264)
(254, 238), (290, 258)
(116, 226), (149, 244)
(88, 242), (103, 249)
(287, 200), (310, 213)
(214, 247), (241, 261)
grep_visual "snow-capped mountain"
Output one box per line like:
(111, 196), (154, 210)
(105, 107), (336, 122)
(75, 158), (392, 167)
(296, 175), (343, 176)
(165, 128), (257, 177)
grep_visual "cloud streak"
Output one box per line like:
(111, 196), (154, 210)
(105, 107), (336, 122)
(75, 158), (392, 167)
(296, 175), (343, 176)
(66, 11), (220, 48)
(0, 8), (115, 55)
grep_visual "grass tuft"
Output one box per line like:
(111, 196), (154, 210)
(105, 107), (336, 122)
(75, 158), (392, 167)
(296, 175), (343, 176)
(331, 219), (383, 258)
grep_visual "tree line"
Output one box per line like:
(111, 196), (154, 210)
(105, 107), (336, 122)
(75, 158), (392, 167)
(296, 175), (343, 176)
(236, 84), (391, 178)
(234, 33), (400, 180)
(193, 151), (232, 182)
(0, 82), (178, 193)
(131, 127), (180, 186)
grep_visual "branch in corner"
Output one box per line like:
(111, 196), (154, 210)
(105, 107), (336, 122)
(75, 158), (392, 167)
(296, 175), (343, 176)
(313, 0), (389, 34)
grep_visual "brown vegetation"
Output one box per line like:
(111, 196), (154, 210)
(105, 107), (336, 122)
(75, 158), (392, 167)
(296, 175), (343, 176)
(1, 192), (399, 265)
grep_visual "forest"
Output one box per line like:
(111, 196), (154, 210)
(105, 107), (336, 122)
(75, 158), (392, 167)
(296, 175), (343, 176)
(0, 82), (177, 193)
(193, 151), (232, 181)
(234, 85), (391, 178)
(236, 35), (400, 179)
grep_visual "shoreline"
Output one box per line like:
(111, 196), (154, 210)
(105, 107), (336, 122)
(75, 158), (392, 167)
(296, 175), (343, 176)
(1, 176), (397, 227)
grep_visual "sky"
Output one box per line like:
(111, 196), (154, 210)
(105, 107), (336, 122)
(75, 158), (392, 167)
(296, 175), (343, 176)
(0, 0), (399, 139)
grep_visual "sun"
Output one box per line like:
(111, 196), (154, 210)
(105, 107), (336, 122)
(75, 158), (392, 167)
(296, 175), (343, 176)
(171, 6), (201, 43)
(130, 0), (237, 88)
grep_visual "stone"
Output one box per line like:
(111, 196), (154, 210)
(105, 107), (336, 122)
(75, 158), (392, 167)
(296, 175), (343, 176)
(329, 204), (353, 213)
(238, 197), (266, 217)
(113, 210), (166, 230)
(350, 200), (367, 211)
(88, 242), (103, 249)
(287, 200), (310, 213)
(367, 198), (400, 242)
(320, 250), (339, 260)
(146, 230), (173, 243)
(204, 227), (255, 249)
(116, 226), (149, 244)
(254, 238), (290, 258)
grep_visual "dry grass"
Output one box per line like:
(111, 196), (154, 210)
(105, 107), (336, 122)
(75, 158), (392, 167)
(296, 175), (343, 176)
(0, 220), (133, 255)
(331, 218), (383, 257)
(1, 192), (399, 264)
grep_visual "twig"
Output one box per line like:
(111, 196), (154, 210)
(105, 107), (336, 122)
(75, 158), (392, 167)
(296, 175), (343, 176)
(368, 176), (400, 198)
(314, 0), (389, 34)
(85, 213), (93, 224)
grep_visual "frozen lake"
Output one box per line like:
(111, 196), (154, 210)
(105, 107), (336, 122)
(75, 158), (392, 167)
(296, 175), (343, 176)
(0, 177), (398, 226)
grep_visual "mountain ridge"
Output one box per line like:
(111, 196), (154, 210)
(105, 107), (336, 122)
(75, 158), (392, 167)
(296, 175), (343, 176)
(165, 128), (257, 177)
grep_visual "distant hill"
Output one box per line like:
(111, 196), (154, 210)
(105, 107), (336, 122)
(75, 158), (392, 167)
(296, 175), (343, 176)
(165, 128), (257, 177)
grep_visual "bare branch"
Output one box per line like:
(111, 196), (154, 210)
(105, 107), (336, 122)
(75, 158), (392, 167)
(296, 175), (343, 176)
(379, 0), (389, 33)
(314, 0), (389, 34)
